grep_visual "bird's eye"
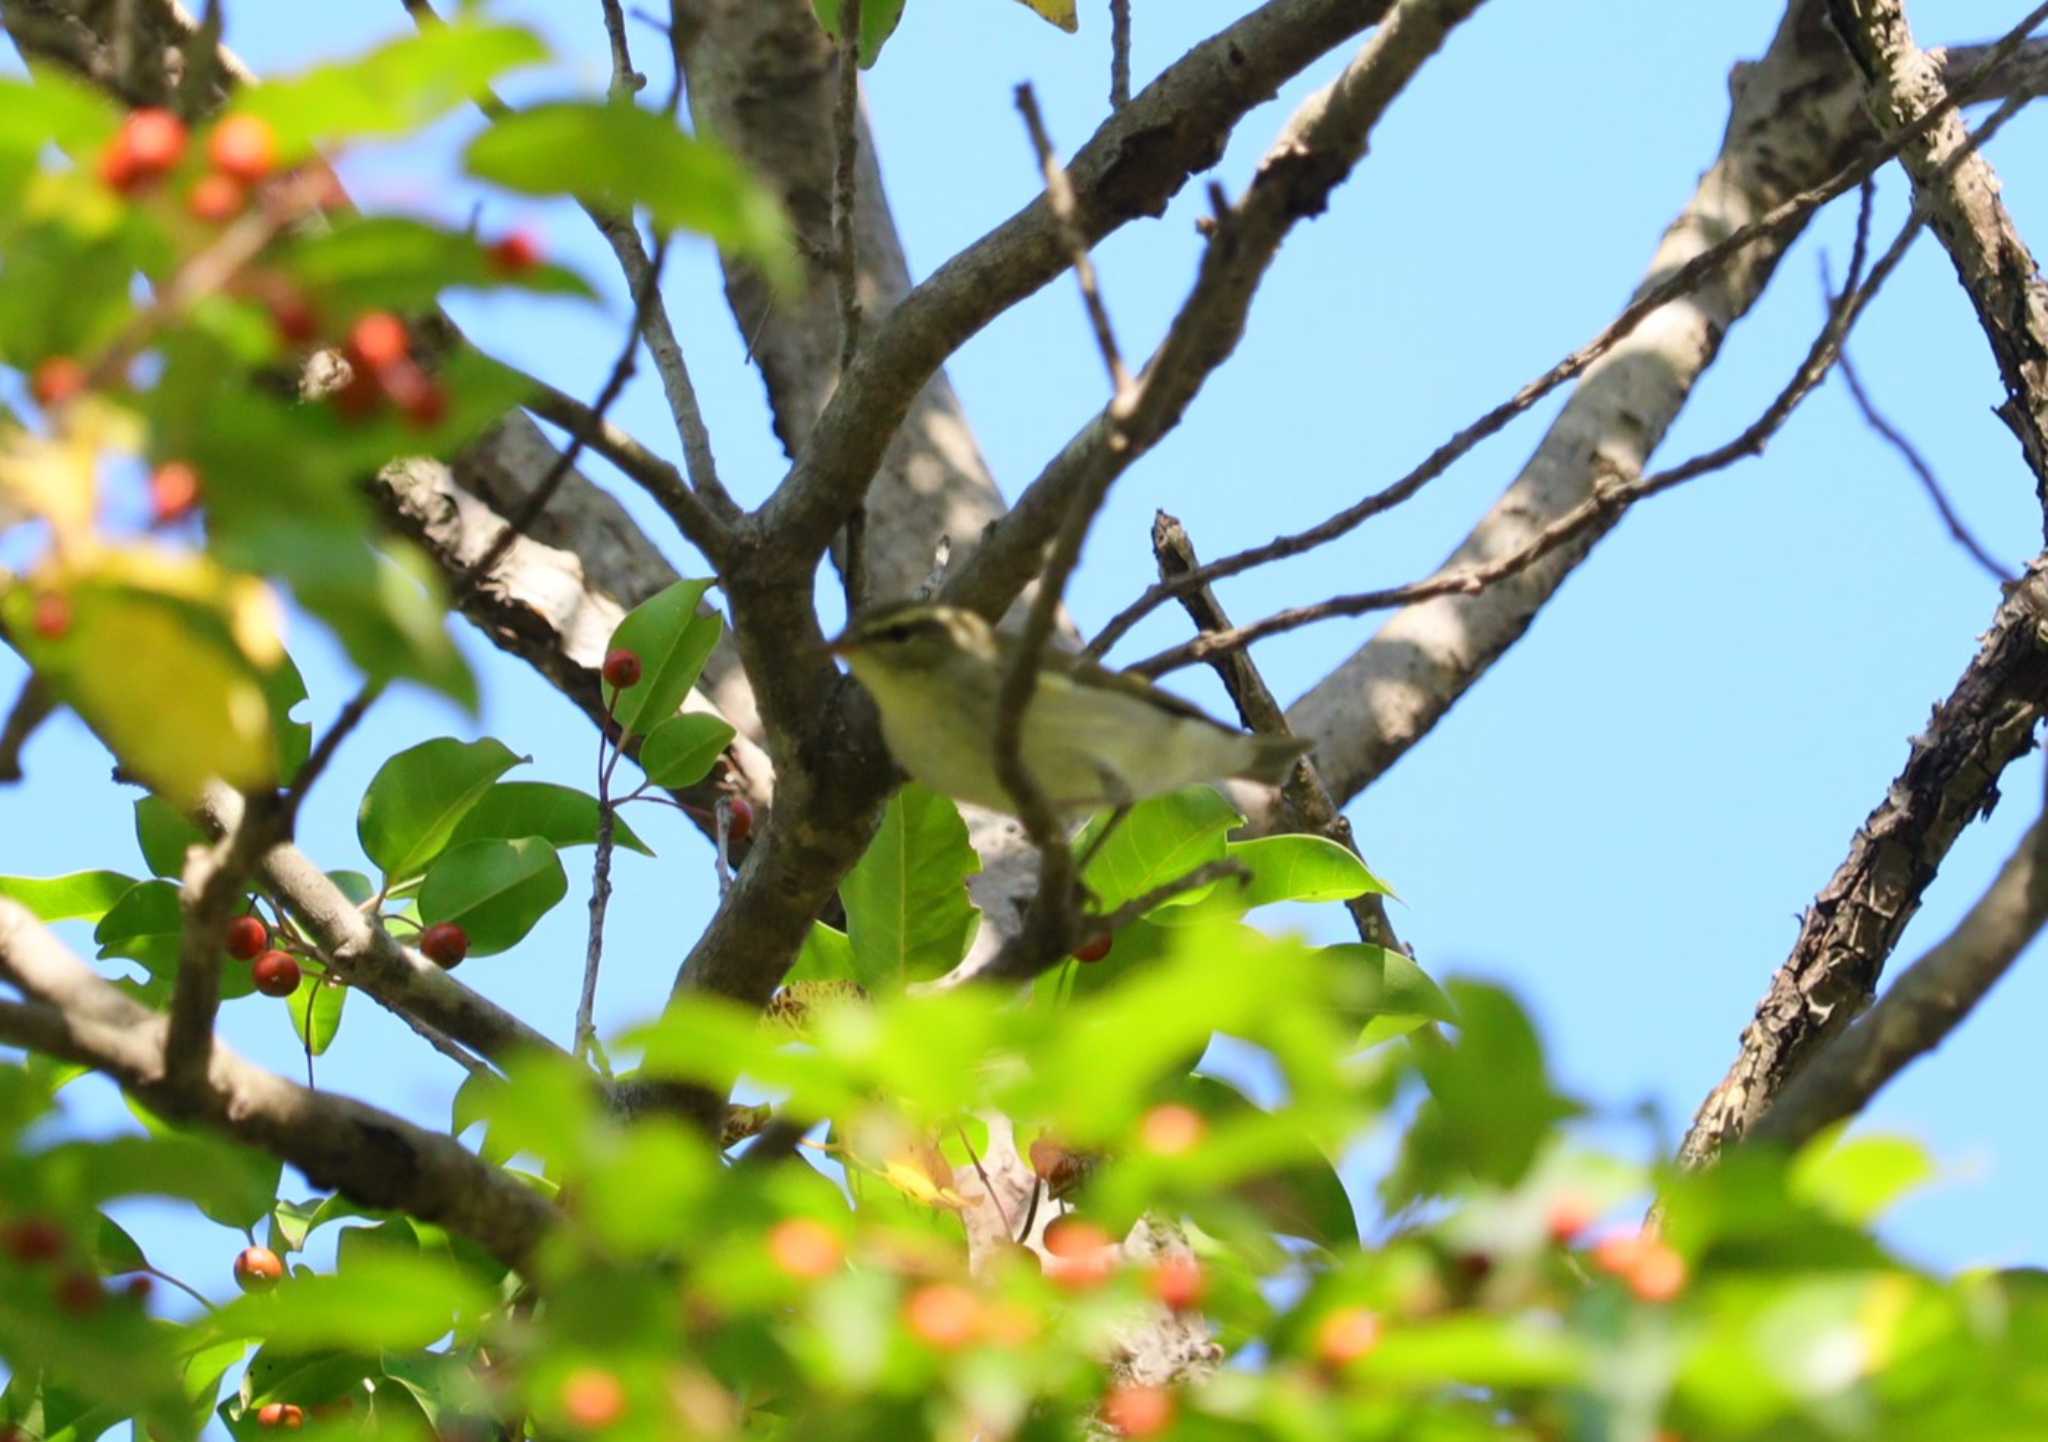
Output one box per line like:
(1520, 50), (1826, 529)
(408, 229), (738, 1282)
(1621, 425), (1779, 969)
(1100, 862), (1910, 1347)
(883, 625), (913, 643)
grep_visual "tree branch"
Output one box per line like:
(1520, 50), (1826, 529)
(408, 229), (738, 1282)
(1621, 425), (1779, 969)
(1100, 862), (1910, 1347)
(1748, 808), (2048, 1151)
(0, 900), (556, 1272)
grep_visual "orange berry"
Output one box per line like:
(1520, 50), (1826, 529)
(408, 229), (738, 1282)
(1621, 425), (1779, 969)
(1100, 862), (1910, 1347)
(234, 1245), (285, 1290)
(209, 115), (278, 185)
(123, 110), (186, 174)
(1042, 1216), (1115, 1291)
(559, 1368), (626, 1430)
(1314, 1305), (1382, 1367)
(255, 1403), (303, 1429)
(1590, 1231), (1647, 1278)
(1628, 1240), (1688, 1304)
(186, 172), (244, 222)
(347, 312), (408, 369)
(1148, 1254), (1205, 1311)
(903, 1281), (982, 1350)
(766, 1217), (842, 1280)
(488, 230), (542, 276)
(149, 461), (202, 522)
(1546, 1191), (1597, 1246)
(1137, 1103), (1206, 1157)
(97, 137), (140, 191)
(1101, 1384), (1174, 1439)
(31, 356), (88, 409)
(1072, 933), (1112, 963)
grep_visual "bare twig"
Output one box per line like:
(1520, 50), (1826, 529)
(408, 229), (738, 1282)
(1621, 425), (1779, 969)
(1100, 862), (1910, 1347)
(0, 675), (54, 783)
(391, 1006), (492, 1079)
(1109, 0), (1131, 109)
(1749, 808), (2048, 1150)
(1085, 858), (1249, 940)
(1082, 0), (2048, 661)
(1016, 83), (1132, 396)
(575, 702), (629, 1067)
(1150, 511), (1403, 951)
(598, 0), (646, 96)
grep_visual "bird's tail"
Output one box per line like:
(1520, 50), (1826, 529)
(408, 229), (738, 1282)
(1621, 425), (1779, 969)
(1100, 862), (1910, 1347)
(1233, 733), (1316, 786)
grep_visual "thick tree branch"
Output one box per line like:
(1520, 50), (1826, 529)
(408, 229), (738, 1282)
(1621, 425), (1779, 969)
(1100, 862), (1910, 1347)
(1748, 808), (2048, 1151)
(0, 900), (556, 1272)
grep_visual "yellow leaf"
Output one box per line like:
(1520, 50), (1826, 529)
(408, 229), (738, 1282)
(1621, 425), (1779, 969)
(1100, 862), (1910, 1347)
(1013, 0), (1079, 32)
(10, 547), (287, 804)
(880, 1157), (965, 1211)
(0, 400), (143, 544)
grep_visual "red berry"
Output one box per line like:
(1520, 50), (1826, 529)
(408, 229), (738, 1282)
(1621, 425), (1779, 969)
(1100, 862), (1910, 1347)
(149, 461), (202, 522)
(602, 647), (643, 689)
(31, 356), (88, 409)
(225, 915), (269, 960)
(725, 795), (753, 846)
(487, 231), (542, 276)
(123, 110), (186, 175)
(125, 1273), (153, 1303)
(53, 1269), (102, 1314)
(766, 1217), (841, 1280)
(1627, 1240), (1688, 1303)
(1148, 1254), (1205, 1310)
(1071, 933), (1112, 964)
(255, 1403), (303, 1430)
(1314, 1305), (1382, 1367)
(267, 292), (319, 347)
(347, 312), (408, 370)
(379, 360), (446, 430)
(251, 951), (300, 997)
(186, 172), (245, 222)
(1101, 1385), (1174, 1439)
(30, 593), (71, 641)
(330, 360), (385, 422)
(208, 115), (278, 185)
(903, 1282), (982, 1350)
(1545, 1191), (1596, 1246)
(1, 1216), (64, 1263)
(1043, 1216), (1116, 1291)
(97, 137), (140, 190)
(419, 922), (468, 970)
(559, 1368), (626, 1429)
(233, 1245), (284, 1291)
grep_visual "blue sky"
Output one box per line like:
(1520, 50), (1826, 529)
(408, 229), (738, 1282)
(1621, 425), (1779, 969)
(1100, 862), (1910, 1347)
(6, 0), (2048, 1318)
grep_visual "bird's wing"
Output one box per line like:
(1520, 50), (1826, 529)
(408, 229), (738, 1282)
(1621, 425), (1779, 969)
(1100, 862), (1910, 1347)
(1038, 646), (1243, 734)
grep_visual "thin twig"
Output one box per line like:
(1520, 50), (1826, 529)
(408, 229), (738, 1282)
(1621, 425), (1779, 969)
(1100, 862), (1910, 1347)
(1150, 511), (1403, 951)
(598, 0), (646, 96)
(576, 698), (627, 1067)
(459, 236), (672, 602)
(391, 1006), (492, 1079)
(1082, 0), (2048, 660)
(1109, 0), (1131, 109)
(0, 675), (54, 784)
(1085, 859), (1249, 941)
(956, 1123), (1015, 1238)
(1016, 83), (1132, 396)
(1128, 173), (1922, 679)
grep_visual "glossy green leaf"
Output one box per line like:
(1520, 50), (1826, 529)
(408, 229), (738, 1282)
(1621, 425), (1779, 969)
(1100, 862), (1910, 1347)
(1225, 833), (1391, 907)
(600, 578), (721, 740)
(267, 1198), (322, 1256)
(1079, 785), (1241, 915)
(357, 736), (524, 885)
(210, 1252), (492, 1351)
(0, 871), (138, 924)
(234, 21), (547, 162)
(91, 1214), (147, 1276)
(133, 797), (206, 880)
(638, 712), (736, 789)
(0, 72), (117, 155)
(289, 977), (347, 1057)
(1790, 1131), (1937, 1226)
(810, 0), (908, 65)
(446, 781), (652, 857)
(1324, 942), (1457, 1033)
(840, 782), (981, 990)
(466, 106), (793, 288)
(416, 837), (566, 956)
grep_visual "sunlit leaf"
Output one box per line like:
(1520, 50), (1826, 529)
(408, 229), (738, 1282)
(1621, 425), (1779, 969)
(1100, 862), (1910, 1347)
(357, 736), (524, 885)
(840, 783), (980, 990)
(416, 836), (567, 956)
(446, 780), (652, 857)
(637, 712), (735, 789)
(600, 578), (722, 740)
(278, 216), (594, 315)
(810, 0), (908, 65)
(289, 977), (347, 1057)
(1226, 833), (1391, 907)
(784, 922), (858, 985)
(1078, 785), (1241, 916)
(0, 870), (137, 924)
(1011, 0), (1078, 31)
(211, 1252), (492, 1351)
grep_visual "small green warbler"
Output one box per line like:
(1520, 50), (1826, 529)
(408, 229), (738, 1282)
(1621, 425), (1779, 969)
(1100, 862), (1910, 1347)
(829, 602), (1311, 816)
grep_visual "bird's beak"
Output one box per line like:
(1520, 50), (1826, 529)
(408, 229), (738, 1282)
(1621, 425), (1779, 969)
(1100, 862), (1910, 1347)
(825, 632), (858, 657)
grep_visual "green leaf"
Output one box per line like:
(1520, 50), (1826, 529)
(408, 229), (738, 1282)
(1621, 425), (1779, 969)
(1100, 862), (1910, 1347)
(840, 783), (981, 990)
(0, 871), (137, 924)
(446, 781), (653, 857)
(289, 977), (347, 1057)
(90, 1214), (147, 1275)
(210, 1252), (492, 1352)
(357, 736), (524, 885)
(326, 870), (376, 906)
(1010, 0), (1078, 32)
(599, 578), (722, 740)
(785, 922), (858, 985)
(810, 0), (909, 65)
(1789, 1131), (1937, 1225)
(265, 651), (314, 787)
(417, 837), (567, 956)
(267, 1198), (323, 1255)
(234, 21), (548, 163)
(1323, 942), (1457, 1033)
(133, 796), (206, 880)
(638, 712), (736, 788)
(1079, 785), (1242, 914)
(1225, 833), (1391, 907)
(278, 216), (594, 316)
(466, 106), (793, 288)
(1167, 1074), (1360, 1248)
(55, 1120), (281, 1231)
(0, 72), (117, 155)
